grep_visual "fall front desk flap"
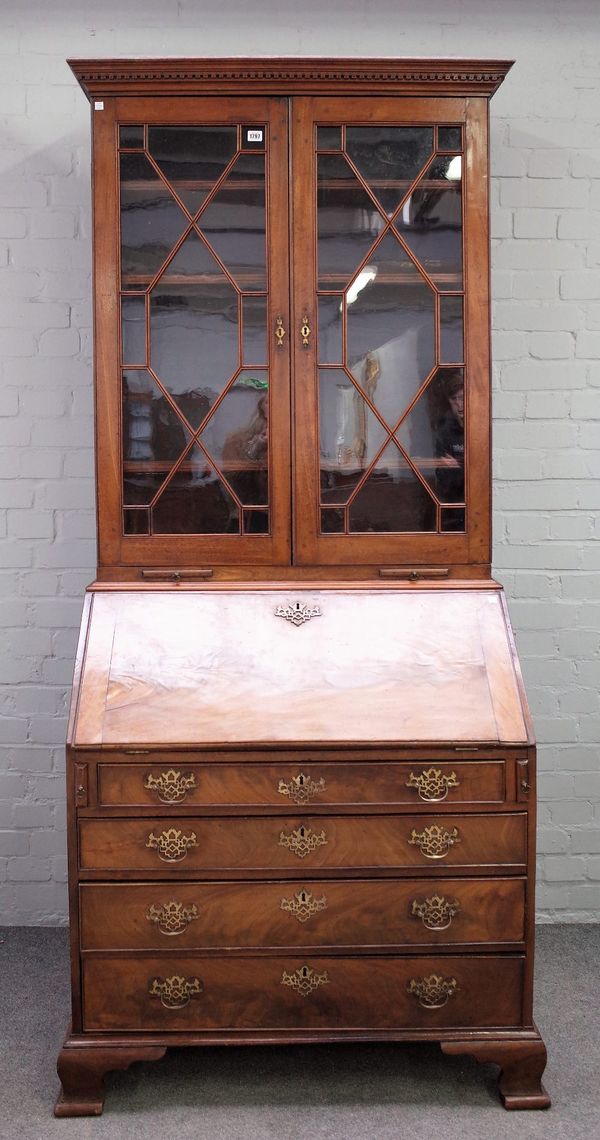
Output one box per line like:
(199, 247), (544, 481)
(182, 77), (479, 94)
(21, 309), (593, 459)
(70, 589), (530, 747)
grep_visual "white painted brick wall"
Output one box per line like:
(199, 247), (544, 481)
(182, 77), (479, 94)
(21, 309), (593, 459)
(0, 0), (599, 924)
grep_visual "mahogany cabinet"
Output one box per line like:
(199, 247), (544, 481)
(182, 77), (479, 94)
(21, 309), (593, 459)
(56, 58), (549, 1115)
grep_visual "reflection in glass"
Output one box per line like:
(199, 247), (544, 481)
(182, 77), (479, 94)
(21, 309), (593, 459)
(441, 506), (465, 532)
(120, 153), (190, 283)
(243, 509), (269, 533)
(345, 126), (434, 216)
(396, 368), (464, 503)
(346, 231), (436, 423)
(200, 373), (269, 505)
(121, 296), (146, 365)
(119, 125), (144, 149)
(152, 442), (240, 534)
(440, 295), (464, 362)
(321, 508), (345, 533)
(438, 126), (462, 151)
(122, 370), (190, 506)
(348, 440), (436, 532)
(196, 153), (266, 291)
(317, 153), (386, 289)
(319, 369), (387, 505)
(318, 296), (343, 364)
(394, 154), (463, 289)
(242, 296), (267, 364)
(150, 232), (239, 429)
(123, 508), (149, 535)
(317, 126), (342, 150)
(148, 126), (237, 215)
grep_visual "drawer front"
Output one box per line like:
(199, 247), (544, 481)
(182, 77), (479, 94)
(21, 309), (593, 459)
(82, 954), (524, 1032)
(78, 813), (526, 873)
(97, 760), (506, 808)
(79, 877), (526, 950)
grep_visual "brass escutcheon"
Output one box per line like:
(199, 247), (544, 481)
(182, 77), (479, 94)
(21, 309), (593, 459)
(274, 601), (321, 626)
(145, 828), (198, 863)
(275, 316), (286, 347)
(144, 769), (197, 804)
(301, 315), (311, 346)
(408, 824), (461, 859)
(280, 888), (328, 923)
(278, 772), (326, 806)
(279, 825), (328, 860)
(281, 964), (329, 997)
(405, 767), (460, 802)
(407, 974), (458, 1009)
(411, 894), (461, 931)
(146, 900), (199, 936)
(148, 974), (203, 1009)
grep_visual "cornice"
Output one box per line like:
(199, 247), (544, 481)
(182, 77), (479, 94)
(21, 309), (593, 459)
(68, 57), (514, 99)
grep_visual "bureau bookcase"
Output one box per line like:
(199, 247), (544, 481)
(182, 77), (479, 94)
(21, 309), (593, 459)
(56, 58), (550, 1115)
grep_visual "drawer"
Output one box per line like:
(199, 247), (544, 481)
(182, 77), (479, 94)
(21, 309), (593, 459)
(78, 813), (527, 874)
(82, 953), (524, 1032)
(79, 877), (526, 950)
(96, 759), (506, 808)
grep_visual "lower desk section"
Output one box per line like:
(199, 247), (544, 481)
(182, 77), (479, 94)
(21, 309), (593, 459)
(82, 954), (524, 1032)
(79, 878), (526, 950)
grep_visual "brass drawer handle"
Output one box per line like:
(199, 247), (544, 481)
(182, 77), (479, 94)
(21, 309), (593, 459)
(411, 895), (461, 931)
(407, 974), (458, 1009)
(280, 889), (328, 923)
(408, 825), (460, 859)
(279, 825), (327, 859)
(278, 772), (326, 806)
(149, 974), (203, 1009)
(281, 965), (329, 997)
(146, 828), (198, 863)
(144, 769), (197, 804)
(146, 900), (199, 936)
(406, 768), (460, 802)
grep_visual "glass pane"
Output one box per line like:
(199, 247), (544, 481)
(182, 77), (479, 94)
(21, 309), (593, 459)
(394, 154), (463, 289)
(317, 126), (341, 150)
(440, 295), (464, 363)
(345, 127), (434, 217)
(319, 369), (387, 505)
(241, 126), (265, 150)
(441, 507), (465, 531)
(150, 232), (239, 429)
(120, 153), (189, 285)
(123, 508), (149, 535)
(151, 442), (240, 534)
(346, 231), (436, 425)
(438, 127), (462, 150)
(199, 372), (269, 506)
(121, 296), (146, 365)
(317, 153), (386, 290)
(196, 153), (266, 291)
(321, 508), (345, 533)
(318, 296), (343, 364)
(122, 369), (190, 506)
(119, 125), (144, 148)
(243, 509), (269, 533)
(242, 296), (267, 365)
(147, 126), (238, 215)
(396, 368), (464, 503)
(348, 440), (436, 532)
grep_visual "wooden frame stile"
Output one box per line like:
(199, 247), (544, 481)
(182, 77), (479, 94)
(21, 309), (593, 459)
(56, 58), (550, 1118)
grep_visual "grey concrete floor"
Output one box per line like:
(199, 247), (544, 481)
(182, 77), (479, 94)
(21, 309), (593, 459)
(1, 924), (599, 1140)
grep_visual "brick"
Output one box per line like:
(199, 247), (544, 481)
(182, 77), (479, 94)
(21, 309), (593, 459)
(575, 331), (600, 357)
(42, 539), (97, 569)
(494, 302), (581, 332)
(560, 271), (600, 299)
(552, 517), (594, 541)
(571, 830), (600, 854)
(7, 857), (52, 882)
(558, 211), (600, 239)
(12, 802), (54, 828)
(560, 571), (600, 596)
(570, 389), (600, 418)
(36, 481), (94, 509)
(5, 628), (53, 658)
(0, 387), (18, 415)
(0, 180), (46, 208)
(513, 210), (557, 239)
(34, 598), (84, 628)
(0, 210), (27, 238)
(537, 828), (569, 854)
(493, 240), (583, 270)
(574, 774), (600, 798)
(501, 360), (587, 389)
(19, 570), (59, 596)
(8, 510), (54, 539)
(0, 329), (37, 357)
(528, 150), (569, 178)
(525, 392), (570, 418)
(18, 450), (63, 478)
(512, 271), (558, 300)
(20, 388), (69, 418)
(30, 210), (77, 239)
(6, 747), (54, 773)
(38, 328), (80, 357)
(571, 151), (600, 178)
(31, 417), (93, 448)
(543, 855), (586, 881)
(0, 830), (29, 857)
(0, 300), (69, 329)
(500, 179), (589, 209)
(491, 331), (529, 360)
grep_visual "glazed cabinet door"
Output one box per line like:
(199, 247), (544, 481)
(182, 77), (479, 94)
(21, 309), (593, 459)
(94, 97), (291, 570)
(291, 97), (490, 570)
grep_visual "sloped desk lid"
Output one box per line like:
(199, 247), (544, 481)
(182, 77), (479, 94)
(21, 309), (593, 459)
(70, 588), (531, 747)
